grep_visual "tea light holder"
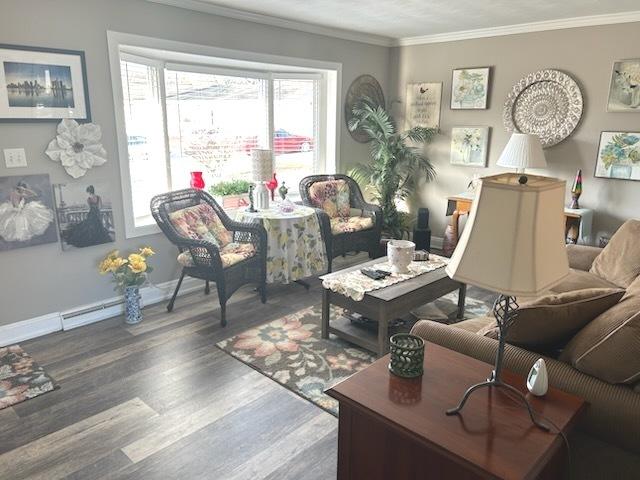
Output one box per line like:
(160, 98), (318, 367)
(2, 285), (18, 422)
(389, 333), (425, 378)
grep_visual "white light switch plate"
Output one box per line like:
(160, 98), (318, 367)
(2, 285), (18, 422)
(4, 148), (27, 168)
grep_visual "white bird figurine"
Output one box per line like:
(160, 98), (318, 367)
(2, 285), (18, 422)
(527, 358), (549, 396)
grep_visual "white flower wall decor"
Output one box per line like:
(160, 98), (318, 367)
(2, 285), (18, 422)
(45, 119), (107, 178)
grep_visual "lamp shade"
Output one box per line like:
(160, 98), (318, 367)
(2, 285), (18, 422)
(446, 173), (568, 297)
(497, 133), (547, 170)
(252, 149), (273, 182)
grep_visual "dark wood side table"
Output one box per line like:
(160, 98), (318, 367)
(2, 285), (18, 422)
(327, 343), (586, 480)
(320, 258), (466, 357)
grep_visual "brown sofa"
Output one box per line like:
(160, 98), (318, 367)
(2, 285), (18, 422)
(411, 241), (640, 479)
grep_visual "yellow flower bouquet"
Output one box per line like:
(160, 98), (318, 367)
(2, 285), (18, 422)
(98, 247), (155, 290)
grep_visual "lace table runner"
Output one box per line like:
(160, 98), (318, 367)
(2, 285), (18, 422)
(322, 255), (448, 301)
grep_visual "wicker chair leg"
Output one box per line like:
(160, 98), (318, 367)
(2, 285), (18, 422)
(167, 271), (185, 312)
(205, 280), (210, 295)
(260, 284), (267, 304)
(219, 301), (227, 327)
(327, 256), (333, 273)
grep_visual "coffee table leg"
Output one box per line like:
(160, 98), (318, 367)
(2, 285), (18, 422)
(322, 288), (330, 339)
(457, 284), (467, 320)
(377, 316), (390, 357)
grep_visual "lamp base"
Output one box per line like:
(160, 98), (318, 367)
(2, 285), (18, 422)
(445, 375), (550, 431)
(445, 294), (549, 432)
(254, 182), (270, 210)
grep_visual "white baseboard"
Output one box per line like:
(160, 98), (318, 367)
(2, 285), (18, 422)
(0, 276), (204, 346)
(0, 312), (63, 347)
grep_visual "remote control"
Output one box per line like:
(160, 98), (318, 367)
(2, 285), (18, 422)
(361, 269), (385, 280)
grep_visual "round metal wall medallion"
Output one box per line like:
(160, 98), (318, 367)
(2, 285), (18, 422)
(503, 69), (583, 148)
(344, 74), (385, 143)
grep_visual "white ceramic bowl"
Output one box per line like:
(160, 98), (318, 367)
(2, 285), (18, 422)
(387, 240), (415, 274)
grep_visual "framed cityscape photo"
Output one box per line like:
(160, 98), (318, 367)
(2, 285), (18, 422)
(594, 131), (640, 181)
(405, 82), (442, 130)
(0, 44), (91, 122)
(450, 126), (490, 167)
(451, 67), (490, 110)
(607, 59), (640, 112)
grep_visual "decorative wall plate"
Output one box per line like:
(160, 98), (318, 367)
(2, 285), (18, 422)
(503, 69), (583, 148)
(344, 74), (385, 143)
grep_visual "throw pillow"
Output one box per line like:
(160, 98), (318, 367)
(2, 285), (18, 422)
(169, 203), (232, 247)
(590, 219), (640, 288)
(560, 277), (640, 384)
(477, 288), (625, 349)
(308, 179), (350, 218)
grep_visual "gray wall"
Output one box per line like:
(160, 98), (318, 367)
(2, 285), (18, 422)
(389, 22), (640, 243)
(0, 0), (389, 325)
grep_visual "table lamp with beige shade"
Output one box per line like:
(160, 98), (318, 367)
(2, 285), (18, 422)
(252, 149), (273, 210)
(445, 172), (569, 430)
(497, 133), (547, 173)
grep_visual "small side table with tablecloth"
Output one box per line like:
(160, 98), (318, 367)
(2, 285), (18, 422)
(237, 205), (327, 284)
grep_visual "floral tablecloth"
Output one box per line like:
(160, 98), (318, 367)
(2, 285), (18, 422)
(322, 255), (448, 301)
(237, 205), (327, 284)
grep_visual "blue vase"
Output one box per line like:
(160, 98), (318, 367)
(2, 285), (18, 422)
(124, 286), (142, 325)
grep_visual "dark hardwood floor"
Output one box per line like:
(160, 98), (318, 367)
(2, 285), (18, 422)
(0, 253), (484, 479)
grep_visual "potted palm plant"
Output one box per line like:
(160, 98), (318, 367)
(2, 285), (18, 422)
(347, 97), (437, 239)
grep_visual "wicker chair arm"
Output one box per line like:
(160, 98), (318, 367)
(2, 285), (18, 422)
(223, 217), (267, 253)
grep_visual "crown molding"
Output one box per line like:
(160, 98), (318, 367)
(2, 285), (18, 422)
(394, 10), (640, 46)
(146, 0), (394, 47)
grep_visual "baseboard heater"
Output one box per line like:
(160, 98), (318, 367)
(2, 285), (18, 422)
(61, 298), (124, 320)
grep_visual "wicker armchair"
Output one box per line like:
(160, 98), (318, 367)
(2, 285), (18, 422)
(150, 188), (267, 327)
(299, 174), (382, 272)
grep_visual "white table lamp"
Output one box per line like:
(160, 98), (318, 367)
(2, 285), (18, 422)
(445, 172), (568, 430)
(497, 133), (547, 173)
(252, 149), (272, 210)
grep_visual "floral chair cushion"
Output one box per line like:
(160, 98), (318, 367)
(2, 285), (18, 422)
(169, 203), (233, 248)
(177, 242), (256, 268)
(308, 179), (351, 218)
(330, 216), (374, 235)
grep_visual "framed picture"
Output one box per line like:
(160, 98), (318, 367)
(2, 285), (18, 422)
(594, 131), (640, 181)
(450, 127), (490, 167)
(0, 44), (90, 122)
(451, 67), (490, 110)
(0, 174), (58, 251)
(607, 59), (640, 112)
(53, 181), (115, 250)
(405, 82), (442, 130)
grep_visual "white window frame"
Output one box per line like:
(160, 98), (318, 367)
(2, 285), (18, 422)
(107, 31), (341, 238)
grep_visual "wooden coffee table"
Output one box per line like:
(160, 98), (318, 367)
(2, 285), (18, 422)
(327, 343), (586, 480)
(320, 257), (466, 357)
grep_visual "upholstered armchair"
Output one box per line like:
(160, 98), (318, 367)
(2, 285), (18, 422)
(150, 188), (267, 327)
(299, 174), (382, 272)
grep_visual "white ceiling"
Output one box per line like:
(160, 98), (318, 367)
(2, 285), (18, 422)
(151, 0), (640, 45)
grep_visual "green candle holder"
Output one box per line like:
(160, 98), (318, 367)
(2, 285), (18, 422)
(389, 333), (425, 378)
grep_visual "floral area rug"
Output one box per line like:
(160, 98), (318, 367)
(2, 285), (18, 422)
(0, 345), (56, 409)
(217, 291), (492, 416)
(217, 305), (375, 415)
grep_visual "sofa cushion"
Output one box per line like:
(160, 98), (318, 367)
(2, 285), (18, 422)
(549, 268), (619, 294)
(560, 277), (640, 384)
(169, 203), (233, 248)
(590, 219), (640, 288)
(330, 216), (374, 234)
(177, 242), (256, 268)
(477, 288), (625, 349)
(308, 179), (350, 218)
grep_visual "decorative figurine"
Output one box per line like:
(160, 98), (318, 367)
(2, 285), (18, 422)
(246, 184), (257, 212)
(570, 169), (582, 209)
(278, 181), (288, 201)
(266, 173), (278, 201)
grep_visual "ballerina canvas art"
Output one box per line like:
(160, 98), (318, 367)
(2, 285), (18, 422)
(53, 181), (115, 250)
(0, 174), (57, 251)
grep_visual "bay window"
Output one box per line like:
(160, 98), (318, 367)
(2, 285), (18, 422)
(109, 33), (339, 238)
